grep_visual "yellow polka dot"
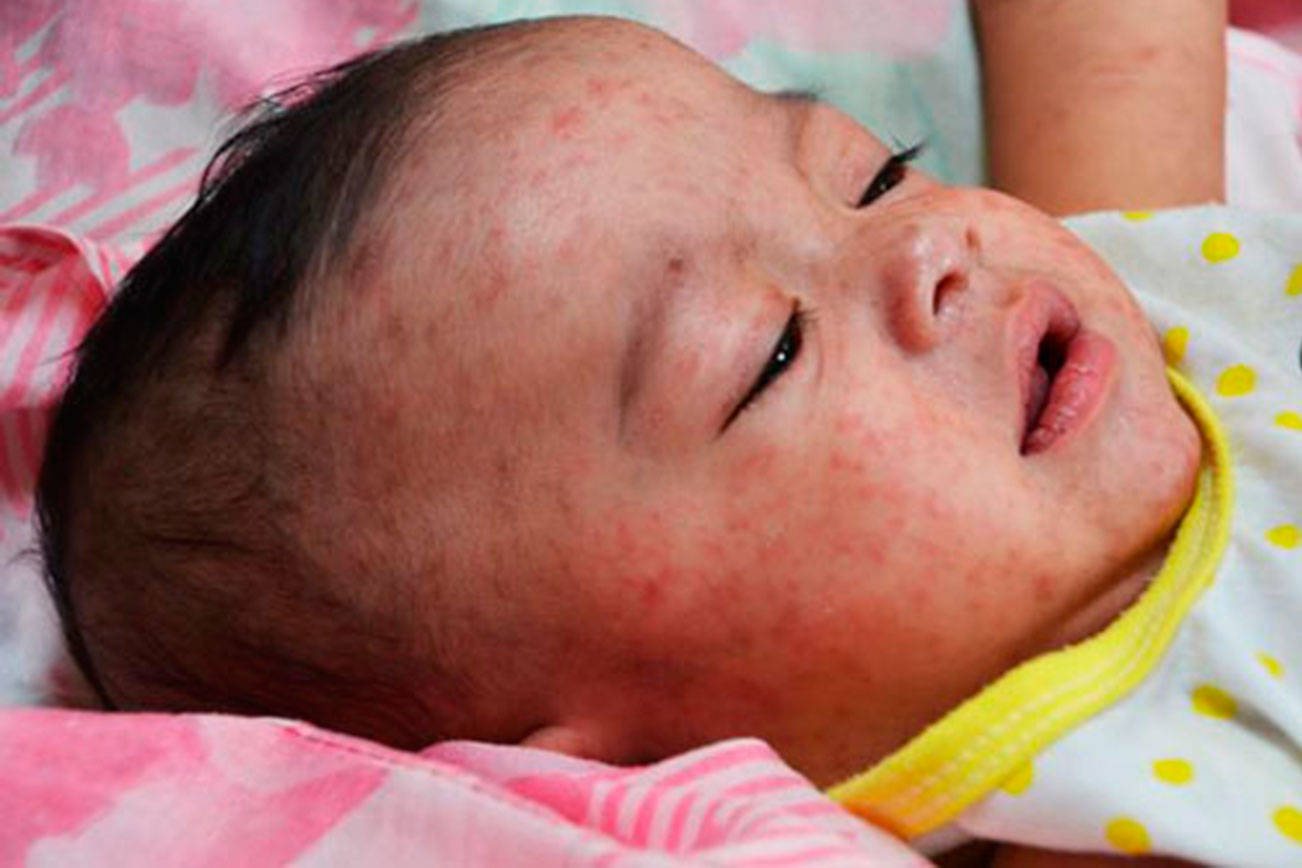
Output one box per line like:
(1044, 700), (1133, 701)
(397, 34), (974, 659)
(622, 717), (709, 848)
(1277, 412), (1302, 431)
(1123, 211), (1154, 222)
(1152, 758), (1194, 785)
(1257, 652), (1284, 679)
(1267, 524), (1300, 549)
(1162, 327), (1188, 366)
(1105, 817), (1151, 854)
(1275, 806), (1302, 844)
(1191, 684), (1237, 719)
(1216, 364), (1256, 397)
(1001, 760), (1034, 796)
(1202, 232), (1240, 263)
(1287, 265), (1302, 297)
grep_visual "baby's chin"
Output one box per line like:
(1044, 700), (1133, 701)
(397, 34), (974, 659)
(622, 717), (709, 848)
(1041, 401), (1199, 654)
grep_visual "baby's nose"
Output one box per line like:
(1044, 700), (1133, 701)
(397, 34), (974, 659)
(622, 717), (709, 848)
(873, 219), (976, 353)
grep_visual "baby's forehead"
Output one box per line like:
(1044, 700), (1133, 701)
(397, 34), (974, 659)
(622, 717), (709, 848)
(374, 39), (751, 298)
(326, 19), (790, 457)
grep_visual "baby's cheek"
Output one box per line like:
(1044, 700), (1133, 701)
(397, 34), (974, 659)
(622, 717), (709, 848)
(571, 490), (762, 652)
(816, 408), (1023, 599)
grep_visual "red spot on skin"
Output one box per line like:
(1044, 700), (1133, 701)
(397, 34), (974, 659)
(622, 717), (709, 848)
(905, 584), (933, 611)
(473, 278), (505, 314)
(640, 577), (664, 610)
(826, 449), (866, 475)
(550, 105), (586, 137)
(633, 91), (692, 126)
(724, 515), (752, 537)
(469, 223), (510, 315)
(735, 447), (776, 476)
(561, 152), (596, 172)
(381, 310), (408, 347)
(1033, 573), (1054, 603)
(584, 76), (636, 106)
(669, 349), (704, 381)
(834, 411), (866, 437)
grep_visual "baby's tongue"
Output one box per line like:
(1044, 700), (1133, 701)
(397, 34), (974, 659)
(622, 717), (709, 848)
(1025, 365), (1051, 437)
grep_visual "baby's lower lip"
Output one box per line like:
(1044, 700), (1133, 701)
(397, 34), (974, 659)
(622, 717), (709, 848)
(1022, 330), (1117, 456)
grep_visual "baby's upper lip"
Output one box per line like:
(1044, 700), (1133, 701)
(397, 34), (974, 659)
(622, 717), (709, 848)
(1012, 282), (1081, 442)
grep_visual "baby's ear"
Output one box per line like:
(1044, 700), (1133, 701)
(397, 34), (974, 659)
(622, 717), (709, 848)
(518, 723), (612, 759)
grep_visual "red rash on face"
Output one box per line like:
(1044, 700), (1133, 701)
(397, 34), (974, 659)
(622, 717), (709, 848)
(732, 445), (777, 478)
(561, 152), (596, 172)
(550, 105), (586, 137)
(1032, 573), (1058, 603)
(468, 225), (511, 315)
(904, 584), (934, 612)
(634, 91), (693, 126)
(584, 76), (634, 101)
(639, 576), (665, 610)
(826, 449), (867, 475)
(365, 17), (1201, 786)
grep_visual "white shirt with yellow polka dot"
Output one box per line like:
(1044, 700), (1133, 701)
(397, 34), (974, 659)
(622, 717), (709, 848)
(947, 206), (1302, 864)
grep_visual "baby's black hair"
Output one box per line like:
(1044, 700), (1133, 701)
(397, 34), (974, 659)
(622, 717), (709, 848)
(34, 22), (520, 744)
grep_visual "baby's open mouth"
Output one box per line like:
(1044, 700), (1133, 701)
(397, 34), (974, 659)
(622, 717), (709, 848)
(1015, 285), (1082, 455)
(1016, 286), (1119, 456)
(1023, 331), (1069, 445)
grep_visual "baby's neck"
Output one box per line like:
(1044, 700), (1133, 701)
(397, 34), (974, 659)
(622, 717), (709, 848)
(1043, 527), (1177, 651)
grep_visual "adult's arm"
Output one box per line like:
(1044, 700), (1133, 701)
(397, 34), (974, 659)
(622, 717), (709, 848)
(972, 0), (1226, 215)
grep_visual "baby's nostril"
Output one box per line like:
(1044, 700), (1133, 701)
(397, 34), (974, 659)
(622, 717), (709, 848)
(934, 271), (964, 316)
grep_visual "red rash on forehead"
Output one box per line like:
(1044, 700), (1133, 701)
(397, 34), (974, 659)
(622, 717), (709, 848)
(585, 75), (631, 99)
(470, 225), (510, 315)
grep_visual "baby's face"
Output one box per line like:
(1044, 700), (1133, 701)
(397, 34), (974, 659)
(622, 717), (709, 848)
(358, 19), (1200, 781)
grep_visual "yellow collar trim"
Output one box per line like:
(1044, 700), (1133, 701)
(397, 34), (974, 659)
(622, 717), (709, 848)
(826, 369), (1233, 839)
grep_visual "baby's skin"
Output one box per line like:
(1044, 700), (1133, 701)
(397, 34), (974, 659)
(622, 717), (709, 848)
(309, 16), (1201, 858)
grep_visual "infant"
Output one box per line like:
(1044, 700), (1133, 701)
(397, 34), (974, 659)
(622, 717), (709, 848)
(38, 12), (1258, 866)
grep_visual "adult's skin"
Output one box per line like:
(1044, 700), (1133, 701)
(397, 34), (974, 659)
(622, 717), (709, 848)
(974, 0), (1226, 216)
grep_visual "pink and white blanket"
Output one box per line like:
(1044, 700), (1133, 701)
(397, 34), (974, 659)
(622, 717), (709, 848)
(4, 709), (925, 866)
(2, 1), (1301, 864)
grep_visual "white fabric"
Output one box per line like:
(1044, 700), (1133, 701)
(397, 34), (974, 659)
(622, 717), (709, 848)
(1226, 28), (1302, 212)
(953, 206), (1302, 864)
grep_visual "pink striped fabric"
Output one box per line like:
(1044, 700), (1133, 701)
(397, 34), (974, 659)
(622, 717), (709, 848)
(1, 710), (929, 866)
(0, 225), (121, 521)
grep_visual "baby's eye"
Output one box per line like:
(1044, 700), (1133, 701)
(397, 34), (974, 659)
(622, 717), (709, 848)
(724, 303), (810, 429)
(855, 142), (923, 208)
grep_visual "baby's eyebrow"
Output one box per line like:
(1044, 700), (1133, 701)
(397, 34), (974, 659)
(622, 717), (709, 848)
(768, 88), (825, 169)
(617, 255), (690, 442)
(770, 87), (827, 108)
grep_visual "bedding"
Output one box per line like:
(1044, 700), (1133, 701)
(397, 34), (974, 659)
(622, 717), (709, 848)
(2, 1), (1300, 863)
